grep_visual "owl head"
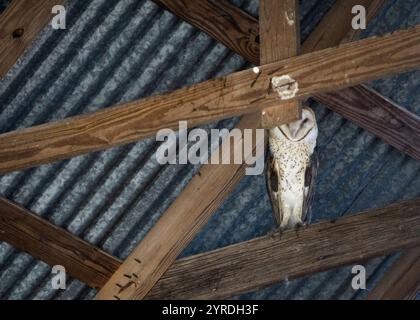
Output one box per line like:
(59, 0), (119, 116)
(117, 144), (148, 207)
(270, 106), (318, 152)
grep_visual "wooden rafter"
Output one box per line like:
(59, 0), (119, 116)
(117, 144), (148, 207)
(2, 195), (419, 300)
(0, 0), (358, 298)
(96, 2), (418, 300)
(301, 0), (385, 51)
(152, 0), (260, 65)
(0, 198), (420, 299)
(155, 0), (296, 128)
(1, 26), (420, 174)
(0, 197), (120, 288)
(147, 199), (420, 299)
(152, 0), (384, 65)
(315, 86), (420, 160)
(257, 0), (301, 127)
(0, 0), (65, 78)
(0, 1), (418, 302)
(157, 0), (420, 161)
(95, 117), (265, 300)
(367, 247), (420, 300)
(94, 0), (378, 300)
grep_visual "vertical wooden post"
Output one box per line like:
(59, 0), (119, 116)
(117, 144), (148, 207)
(258, 0), (301, 128)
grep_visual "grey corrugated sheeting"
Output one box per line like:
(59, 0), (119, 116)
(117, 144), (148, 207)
(0, 0), (418, 300)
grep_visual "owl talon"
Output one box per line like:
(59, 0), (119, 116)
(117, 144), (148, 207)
(268, 227), (283, 240)
(294, 222), (305, 236)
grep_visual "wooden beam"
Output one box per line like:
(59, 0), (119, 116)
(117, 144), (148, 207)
(4, 194), (420, 300)
(153, 0), (384, 128)
(301, 0), (385, 52)
(367, 247), (420, 300)
(1, 2), (384, 297)
(315, 86), (420, 160)
(96, 3), (407, 300)
(95, 116), (266, 300)
(0, 197), (121, 289)
(308, 0), (420, 160)
(1, 25), (420, 174)
(94, 4), (404, 299)
(258, 0), (301, 128)
(342, 0), (387, 44)
(152, 0), (259, 65)
(2, 0), (416, 300)
(157, 0), (420, 161)
(0, 0), (64, 78)
(146, 199), (420, 300)
(153, 0), (384, 65)
(3, 194), (418, 300)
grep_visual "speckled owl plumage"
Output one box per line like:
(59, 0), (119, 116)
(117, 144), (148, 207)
(266, 107), (318, 230)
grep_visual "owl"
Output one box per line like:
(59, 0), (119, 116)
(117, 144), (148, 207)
(266, 106), (318, 230)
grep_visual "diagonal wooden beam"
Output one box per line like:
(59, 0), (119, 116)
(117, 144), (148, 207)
(153, 1), (295, 121)
(257, 0), (301, 128)
(0, 0), (65, 78)
(310, 0), (420, 161)
(0, 197), (120, 288)
(0, 0), (416, 300)
(301, 0), (385, 52)
(315, 86), (420, 160)
(0, 0), (388, 299)
(152, 0), (384, 65)
(367, 247), (420, 300)
(96, 8), (413, 300)
(147, 199), (420, 300)
(1, 25), (420, 174)
(95, 116), (266, 300)
(3, 194), (418, 301)
(152, 0), (259, 65)
(156, 0), (420, 161)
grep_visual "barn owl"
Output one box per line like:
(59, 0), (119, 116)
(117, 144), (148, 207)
(266, 106), (318, 230)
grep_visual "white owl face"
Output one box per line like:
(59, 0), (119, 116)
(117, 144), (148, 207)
(277, 107), (317, 141)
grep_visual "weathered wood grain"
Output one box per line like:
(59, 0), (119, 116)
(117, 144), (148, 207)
(0, 0), (381, 298)
(153, 0), (386, 129)
(367, 247), (420, 300)
(302, 0), (385, 52)
(258, 0), (301, 128)
(156, 0), (420, 161)
(152, 0), (259, 65)
(1, 25), (420, 174)
(307, 1), (420, 159)
(3, 0), (416, 302)
(0, 197), (121, 288)
(96, 2), (398, 300)
(3, 194), (418, 301)
(0, 0), (64, 78)
(95, 116), (266, 300)
(315, 85), (420, 160)
(153, 0), (385, 67)
(342, 0), (387, 44)
(147, 199), (420, 300)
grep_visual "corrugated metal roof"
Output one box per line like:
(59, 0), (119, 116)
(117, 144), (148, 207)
(0, 0), (419, 300)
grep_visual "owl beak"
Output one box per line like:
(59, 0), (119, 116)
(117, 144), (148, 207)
(280, 121), (301, 140)
(289, 124), (300, 139)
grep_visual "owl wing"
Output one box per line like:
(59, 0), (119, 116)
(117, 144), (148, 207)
(265, 151), (283, 226)
(302, 150), (318, 225)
